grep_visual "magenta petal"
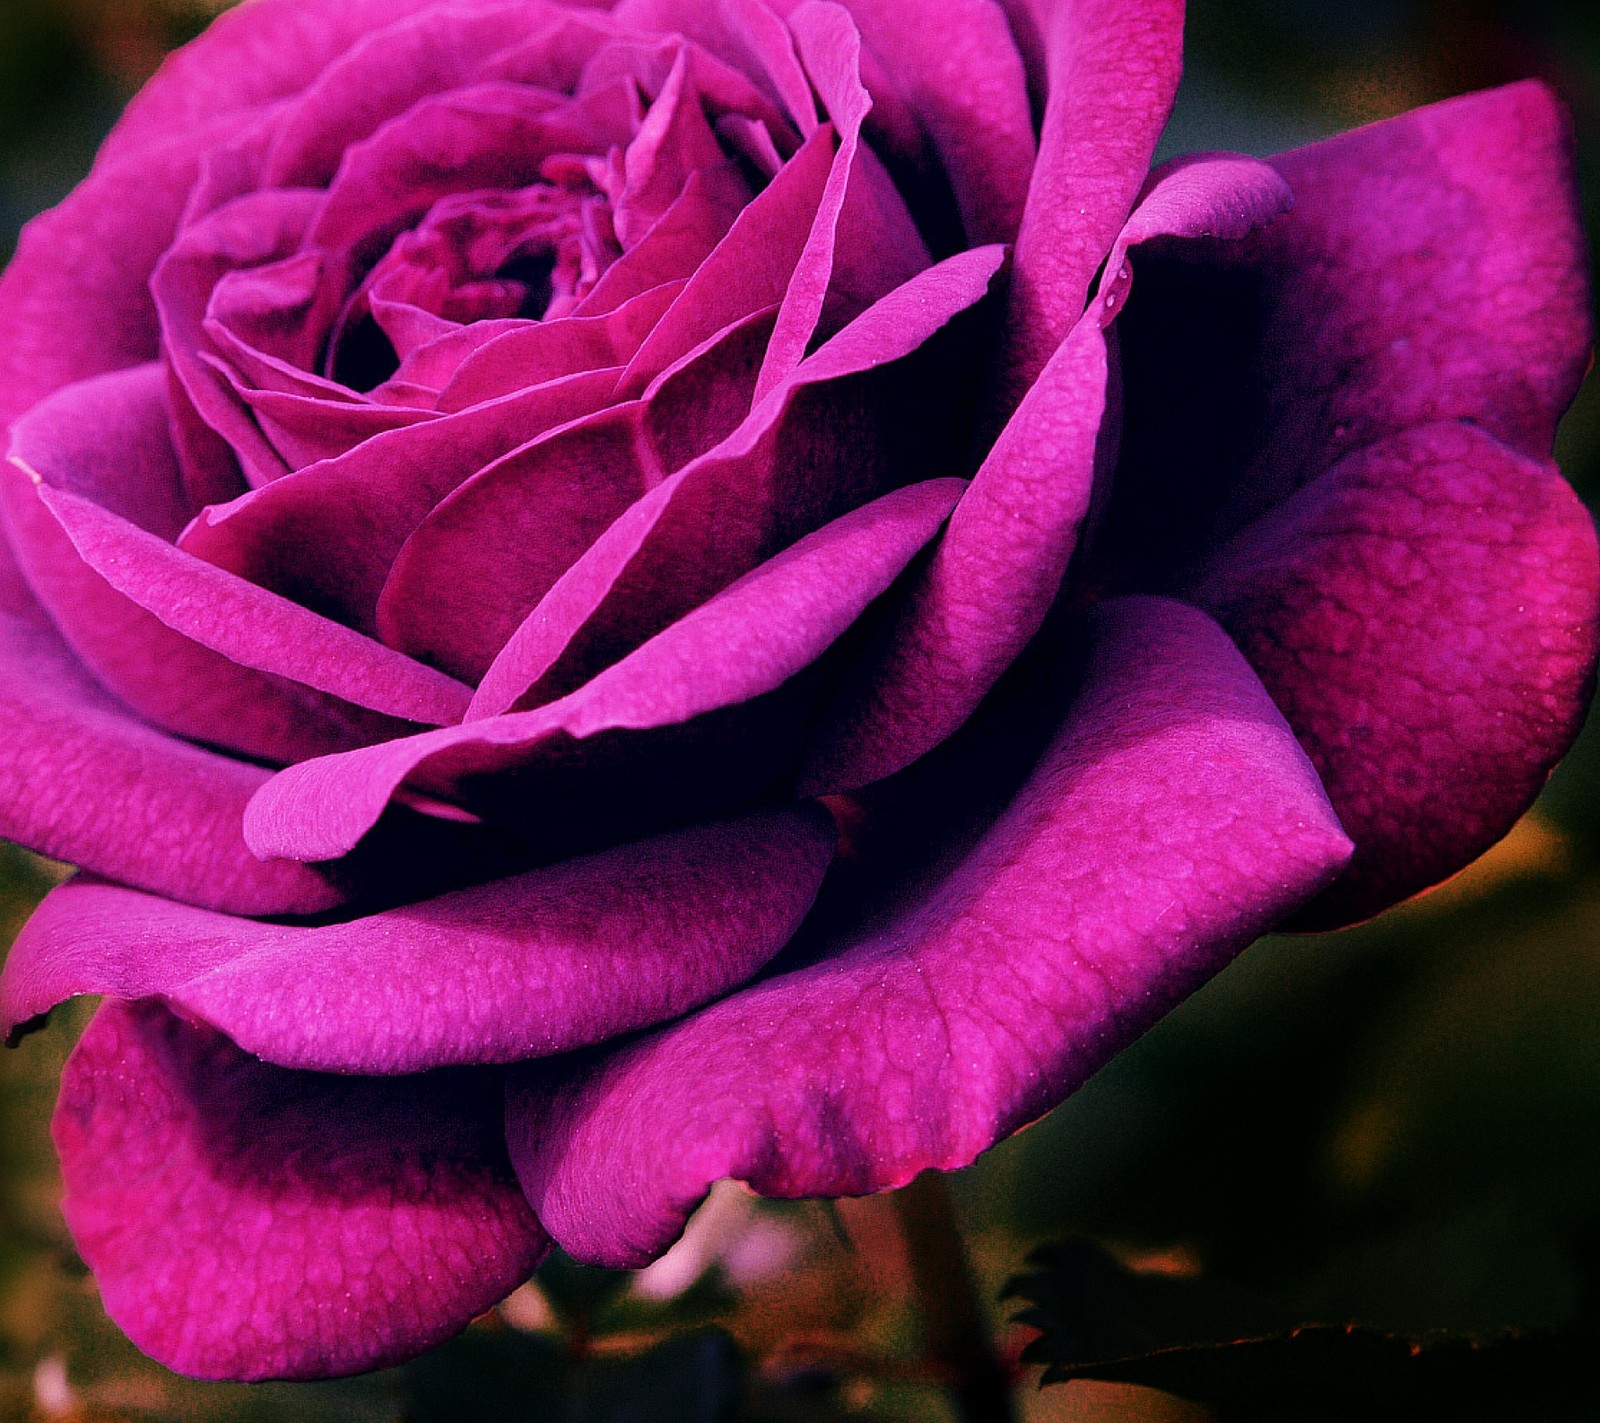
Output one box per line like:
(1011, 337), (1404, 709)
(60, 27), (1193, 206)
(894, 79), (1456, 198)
(55, 999), (547, 1381)
(181, 366), (619, 632)
(618, 124), (836, 397)
(13, 367), (470, 725)
(1191, 421), (1600, 926)
(802, 312), (1106, 793)
(1263, 81), (1590, 467)
(437, 280), (683, 410)
(260, 3), (604, 188)
(239, 384), (436, 471)
(1003, 0), (1183, 392)
(153, 189), (322, 490)
(38, 485), (471, 726)
(754, 3), (881, 399)
(507, 597), (1353, 1266)
(1104, 82), (1594, 587)
(98, 0), (443, 168)
(826, 0), (1035, 245)
(4, 805), (835, 1072)
(615, 0), (819, 137)
(804, 156), (1291, 793)
(4, 367), (416, 761)
(0, 121), (232, 427)
(0, 570), (341, 917)
(378, 404), (653, 683)
(479, 244), (1005, 713)
(246, 477), (966, 862)
(574, 164), (753, 316)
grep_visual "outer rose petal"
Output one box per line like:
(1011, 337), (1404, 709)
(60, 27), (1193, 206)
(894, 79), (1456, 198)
(1104, 81), (1593, 587)
(822, 0), (1035, 245)
(97, 0), (448, 167)
(1264, 79), (1590, 465)
(0, 120), (236, 428)
(1190, 422), (1600, 926)
(16, 376), (472, 727)
(507, 597), (1353, 1266)
(55, 1000), (548, 1381)
(2, 369), (414, 763)
(0, 561), (343, 918)
(2, 806), (836, 1073)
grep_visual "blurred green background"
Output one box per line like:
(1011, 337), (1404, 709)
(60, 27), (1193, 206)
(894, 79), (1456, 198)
(1, 1), (1598, 1419)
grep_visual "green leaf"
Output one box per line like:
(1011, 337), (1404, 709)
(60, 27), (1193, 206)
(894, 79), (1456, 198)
(1007, 1240), (1600, 1421)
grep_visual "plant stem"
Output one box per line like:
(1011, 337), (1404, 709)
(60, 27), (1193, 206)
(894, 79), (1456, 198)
(890, 1171), (1016, 1423)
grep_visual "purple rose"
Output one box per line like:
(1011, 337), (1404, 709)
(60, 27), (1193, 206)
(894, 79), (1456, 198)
(0, 0), (1594, 1382)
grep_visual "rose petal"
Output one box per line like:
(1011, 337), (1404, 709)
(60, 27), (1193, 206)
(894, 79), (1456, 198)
(380, 297), (786, 682)
(616, 0), (821, 138)
(482, 244), (1005, 712)
(610, 45), (745, 245)
(37, 484), (472, 725)
(234, 383), (437, 471)
(1102, 81), (1593, 589)
(54, 999), (547, 1381)
(1267, 79), (1590, 466)
(307, 81), (621, 268)
(153, 188), (322, 489)
(181, 366), (620, 632)
(0, 120), (234, 428)
(507, 597), (1352, 1265)
(816, 0), (1035, 246)
(261, 3), (609, 188)
(3, 805), (835, 1072)
(377, 403), (656, 681)
(0, 558), (342, 917)
(246, 477), (967, 862)
(4, 367), (401, 764)
(617, 122), (837, 396)
(1191, 421), (1600, 926)
(1002, 0), (1183, 395)
(803, 156), (1292, 792)
(803, 313), (1106, 793)
(436, 278), (682, 409)
(574, 163), (753, 314)
(753, 2), (889, 400)
(97, 0), (445, 168)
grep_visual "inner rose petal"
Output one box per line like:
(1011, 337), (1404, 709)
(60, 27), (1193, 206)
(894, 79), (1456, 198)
(326, 181), (621, 392)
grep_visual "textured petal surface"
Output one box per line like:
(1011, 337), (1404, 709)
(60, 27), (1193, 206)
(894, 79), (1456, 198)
(3, 806), (836, 1072)
(0, 561), (342, 917)
(826, 0), (1034, 245)
(1191, 422), (1600, 926)
(3, 368), (409, 762)
(246, 478), (966, 861)
(471, 245), (1002, 715)
(1002, 0), (1184, 393)
(34, 478), (471, 728)
(55, 999), (548, 1381)
(1262, 79), (1589, 465)
(97, 0), (444, 166)
(1104, 81), (1594, 588)
(181, 367), (619, 632)
(0, 121), (232, 427)
(804, 156), (1291, 792)
(508, 597), (1352, 1265)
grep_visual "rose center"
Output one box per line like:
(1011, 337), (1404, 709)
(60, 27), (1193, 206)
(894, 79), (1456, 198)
(327, 181), (620, 391)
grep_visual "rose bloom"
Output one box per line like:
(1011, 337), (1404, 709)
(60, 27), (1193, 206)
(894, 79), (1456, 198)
(0, 0), (1593, 1383)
